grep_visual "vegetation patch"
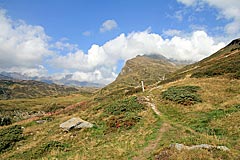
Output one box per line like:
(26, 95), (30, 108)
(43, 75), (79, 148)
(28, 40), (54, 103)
(0, 125), (24, 153)
(103, 96), (145, 131)
(190, 104), (240, 135)
(191, 57), (240, 79)
(11, 141), (70, 159)
(0, 117), (12, 126)
(162, 86), (202, 105)
(45, 103), (65, 112)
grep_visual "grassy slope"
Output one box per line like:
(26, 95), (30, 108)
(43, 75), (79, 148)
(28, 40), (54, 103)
(0, 79), (87, 100)
(0, 40), (240, 159)
(152, 77), (240, 159)
(0, 76), (239, 159)
(99, 55), (180, 98)
(163, 38), (240, 83)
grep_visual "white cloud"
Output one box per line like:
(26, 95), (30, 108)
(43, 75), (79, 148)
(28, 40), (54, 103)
(100, 19), (118, 32)
(50, 29), (225, 84)
(174, 10), (184, 21)
(177, 0), (240, 34)
(0, 9), (52, 72)
(177, 0), (196, 6)
(54, 41), (78, 51)
(163, 29), (182, 37)
(82, 31), (91, 36)
(0, 65), (48, 77)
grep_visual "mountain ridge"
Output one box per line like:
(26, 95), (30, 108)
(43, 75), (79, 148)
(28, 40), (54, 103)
(0, 72), (103, 88)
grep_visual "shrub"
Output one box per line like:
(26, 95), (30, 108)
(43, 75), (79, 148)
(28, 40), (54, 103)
(103, 96), (145, 131)
(0, 117), (12, 126)
(0, 125), (23, 153)
(162, 86), (202, 105)
(107, 114), (141, 131)
(104, 96), (145, 115)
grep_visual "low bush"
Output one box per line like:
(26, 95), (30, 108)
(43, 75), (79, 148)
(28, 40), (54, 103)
(103, 96), (145, 131)
(0, 117), (12, 126)
(104, 96), (145, 115)
(162, 86), (202, 105)
(0, 125), (23, 153)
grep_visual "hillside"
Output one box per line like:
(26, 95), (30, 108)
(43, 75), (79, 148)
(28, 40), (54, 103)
(0, 79), (80, 100)
(164, 38), (240, 83)
(0, 39), (239, 159)
(116, 55), (180, 85)
(100, 54), (182, 97)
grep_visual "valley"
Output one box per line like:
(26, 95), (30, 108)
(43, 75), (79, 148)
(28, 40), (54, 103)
(0, 39), (240, 159)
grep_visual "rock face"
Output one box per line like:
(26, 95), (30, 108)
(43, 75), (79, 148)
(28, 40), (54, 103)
(60, 117), (93, 131)
(170, 143), (229, 151)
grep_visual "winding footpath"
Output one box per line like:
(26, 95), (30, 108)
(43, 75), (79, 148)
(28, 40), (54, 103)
(133, 95), (171, 160)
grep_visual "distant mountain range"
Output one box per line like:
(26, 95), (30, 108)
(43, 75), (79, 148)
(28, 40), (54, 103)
(0, 72), (103, 88)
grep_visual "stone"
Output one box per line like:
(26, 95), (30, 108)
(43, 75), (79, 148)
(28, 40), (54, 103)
(216, 146), (230, 151)
(170, 143), (229, 151)
(36, 120), (46, 124)
(60, 117), (93, 131)
(170, 143), (188, 151)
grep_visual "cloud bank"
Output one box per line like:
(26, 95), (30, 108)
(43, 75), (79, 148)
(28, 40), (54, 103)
(0, 9), (52, 76)
(50, 30), (225, 84)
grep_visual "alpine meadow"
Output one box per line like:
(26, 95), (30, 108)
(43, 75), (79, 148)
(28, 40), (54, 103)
(0, 0), (240, 159)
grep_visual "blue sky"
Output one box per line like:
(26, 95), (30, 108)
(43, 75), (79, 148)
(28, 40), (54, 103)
(0, 0), (239, 84)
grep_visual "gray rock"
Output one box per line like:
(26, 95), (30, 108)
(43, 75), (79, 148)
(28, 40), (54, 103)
(36, 120), (46, 124)
(189, 144), (212, 150)
(170, 143), (188, 151)
(216, 146), (230, 151)
(60, 117), (93, 131)
(170, 143), (229, 151)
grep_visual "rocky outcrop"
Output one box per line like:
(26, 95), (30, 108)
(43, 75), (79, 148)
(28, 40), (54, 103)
(170, 143), (229, 151)
(60, 117), (93, 131)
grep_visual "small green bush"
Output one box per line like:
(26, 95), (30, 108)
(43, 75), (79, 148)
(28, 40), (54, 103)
(103, 96), (145, 131)
(104, 96), (145, 115)
(162, 86), (202, 105)
(0, 125), (23, 153)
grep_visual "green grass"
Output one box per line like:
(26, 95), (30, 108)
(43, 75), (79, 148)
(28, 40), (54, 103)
(0, 125), (24, 153)
(161, 85), (202, 105)
(11, 141), (70, 159)
(100, 96), (146, 132)
(0, 94), (88, 123)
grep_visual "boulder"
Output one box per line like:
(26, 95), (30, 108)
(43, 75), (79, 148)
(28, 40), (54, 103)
(170, 143), (229, 151)
(60, 117), (93, 131)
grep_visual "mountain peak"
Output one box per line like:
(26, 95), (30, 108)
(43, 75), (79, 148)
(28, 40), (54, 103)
(142, 54), (168, 60)
(227, 38), (240, 47)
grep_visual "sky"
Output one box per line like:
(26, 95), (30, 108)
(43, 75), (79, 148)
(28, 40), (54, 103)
(0, 0), (240, 85)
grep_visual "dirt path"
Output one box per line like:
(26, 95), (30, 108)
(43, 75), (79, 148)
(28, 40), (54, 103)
(133, 96), (171, 160)
(133, 123), (171, 160)
(139, 96), (161, 116)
